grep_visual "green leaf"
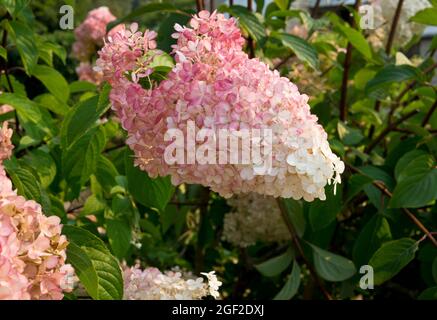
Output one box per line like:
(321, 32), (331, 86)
(345, 174), (373, 202)
(107, 3), (189, 30)
(327, 12), (372, 59)
(0, 93), (52, 135)
(353, 215), (392, 267)
(0, 46), (7, 60)
(4, 163), (51, 214)
(36, 39), (67, 66)
(21, 147), (56, 188)
(82, 194), (106, 216)
(255, 0), (265, 13)
(69, 81), (97, 93)
(309, 185), (341, 231)
(309, 243), (356, 282)
(365, 65), (420, 99)
(267, 9), (302, 20)
(351, 100), (383, 126)
(64, 226), (123, 300)
(7, 20), (38, 74)
(282, 198), (305, 237)
(95, 155), (119, 192)
(410, 7), (437, 26)
(274, 261), (301, 300)
(389, 154), (437, 208)
(124, 150), (175, 212)
(360, 165), (395, 191)
(63, 126), (106, 198)
(353, 68), (377, 90)
(139, 219), (162, 240)
(272, 32), (319, 70)
(31, 65), (69, 103)
(394, 150), (428, 182)
(338, 24), (372, 59)
(61, 84), (110, 149)
(337, 121), (364, 145)
(396, 153), (433, 183)
(219, 5), (266, 42)
(65, 242), (98, 297)
(0, 74), (26, 96)
(0, 0), (30, 17)
(274, 0), (289, 11)
(0, 110), (14, 122)
(34, 93), (69, 116)
(418, 287), (437, 300)
(106, 218), (132, 259)
(369, 238), (418, 285)
(255, 248), (294, 277)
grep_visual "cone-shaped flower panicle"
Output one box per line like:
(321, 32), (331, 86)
(97, 11), (344, 201)
(73, 6), (123, 61)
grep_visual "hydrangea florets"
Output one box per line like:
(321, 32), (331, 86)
(97, 10), (344, 201)
(123, 265), (221, 300)
(0, 122), (74, 300)
(223, 193), (290, 247)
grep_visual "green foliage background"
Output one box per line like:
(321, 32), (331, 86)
(1, 0), (437, 300)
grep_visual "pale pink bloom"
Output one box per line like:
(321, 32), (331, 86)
(76, 62), (104, 85)
(0, 105), (13, 115)
(97, 11), (344, 200)
(0, 122), (13, 162)
(72, 6), (122, 61)
(72, 7), (124, 84)
(0, 122), (74, 300)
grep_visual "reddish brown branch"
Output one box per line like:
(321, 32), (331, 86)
(347, 164), (437, 248)
(195, 0), (204, 11)
(247, 0), (252, 11)
(195, 188), (210, 274)
(311, 0), (321, 17)
(385, 0), (404, 54)
(246, 0), (255, 58)
(386, 63), (437, 123)
(339, 0), (361, 122)
(369, 0), (406, 137)
(339, 42), (353, 121)
(422, 98), (437, 127)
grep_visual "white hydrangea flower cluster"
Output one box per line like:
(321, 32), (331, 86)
(370, 0), (431, 48)
(123, 265), (222, 300)
(223, 193), (290, 247)
(291, 0), (430, 49)
(290, 0), (311, 10)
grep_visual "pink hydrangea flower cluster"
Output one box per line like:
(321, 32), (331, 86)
(73, 6), (123, 84)
(75, 62), (104, 85)
(0, 104), (13, 115)
(123, 264), (221, 300)
(97, 11), (344, 201)
(0, 122), (74, 300)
